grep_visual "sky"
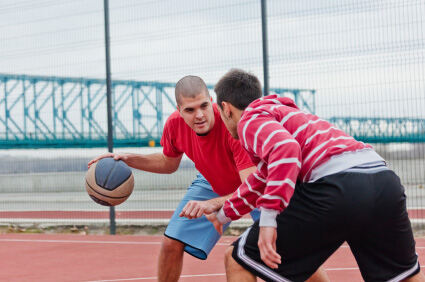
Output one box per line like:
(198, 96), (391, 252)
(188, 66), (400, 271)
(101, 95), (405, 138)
(0, 0), (424, 124)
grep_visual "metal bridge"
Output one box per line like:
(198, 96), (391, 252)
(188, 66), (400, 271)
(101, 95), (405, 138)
(329, 117), (425, 144)
(0, 73), (423, 149)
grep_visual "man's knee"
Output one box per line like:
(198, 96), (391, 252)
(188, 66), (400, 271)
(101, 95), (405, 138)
(224, 246), (236, 268)
(161, 236), (185, 256)
(224, 246), (256, 282)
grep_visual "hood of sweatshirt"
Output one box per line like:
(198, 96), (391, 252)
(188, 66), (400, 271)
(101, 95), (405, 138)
(247, 94), (299, 111)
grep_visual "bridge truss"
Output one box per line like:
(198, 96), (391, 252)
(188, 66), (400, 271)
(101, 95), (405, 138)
(0, 74), (316, 148)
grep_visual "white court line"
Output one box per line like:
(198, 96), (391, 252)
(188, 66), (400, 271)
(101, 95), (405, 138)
(85, 273), (225, 282)
(326, 266), (425, 271)
(0, 238), (424, 280)
(86, 266), (425, 282)
(1, 239), (425, 249)
(0, 238), (231, 246)
(339, 245), (425, 249)
(0, 239), (162, 245)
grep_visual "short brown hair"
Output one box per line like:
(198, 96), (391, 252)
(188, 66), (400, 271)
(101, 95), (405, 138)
(215, 69), (262, 110)
(175, 75), (209, 105)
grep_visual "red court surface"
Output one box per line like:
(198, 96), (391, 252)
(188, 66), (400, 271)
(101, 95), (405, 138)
(0, 233), (424, 282)
(1, 208), (424, 219)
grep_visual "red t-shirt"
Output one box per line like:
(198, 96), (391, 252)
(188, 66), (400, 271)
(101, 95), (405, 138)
(160, 104), (254, 196)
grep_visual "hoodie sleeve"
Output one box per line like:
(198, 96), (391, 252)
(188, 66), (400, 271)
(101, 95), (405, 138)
(217, 168), (267, 223)
(219, 112), (301, 227)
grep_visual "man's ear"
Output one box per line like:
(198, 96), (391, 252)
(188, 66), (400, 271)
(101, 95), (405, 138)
(177, 105), (182, 117)
(221, 101), (232, 119)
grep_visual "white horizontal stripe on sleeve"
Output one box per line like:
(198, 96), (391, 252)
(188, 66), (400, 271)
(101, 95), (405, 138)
(269, 99), (283, 105)
(280, 111), (303, 125)
(238, 189), (256, 210)
(271, 139), (298, 153)
(257, 160), (265, 171)
(333, 144), (348, 149)
(304, 126), (339, 145)
(261, 129), (287, 152)
(266, 179), (296, 189)
(229, 200), (241, 217)
(261, 194), (289, 207)
(303, 136), (353, 163)
(268, 158), (301, 169)
(253, 121), (280, 154)
(245, 179), (263, 197)
(270, 105), (284, 111)
(253, 173), (266, 183)
(292, 118), (324, 138)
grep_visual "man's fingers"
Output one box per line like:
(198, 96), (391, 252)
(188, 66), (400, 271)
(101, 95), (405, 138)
(180, 201), (205, 219)
(88, 158), (99, 168)
(180, 202), (193, 217)
(260, 252), (278, 269)
(260, 253), (279, 269)
(265, 243), (281, 263)
(205, 213), (223, 235)
(185, 205), (195, 218)
(196, 208), (204, 218)
(259, 243), (281, 269)
(180, 201), (217, 219)
(264, 259), (278, 269)
(189, 206), (200, 218)
(87, 153), (116, 168)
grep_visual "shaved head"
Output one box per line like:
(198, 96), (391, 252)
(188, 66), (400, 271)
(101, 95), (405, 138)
(175, 75), (209, 105)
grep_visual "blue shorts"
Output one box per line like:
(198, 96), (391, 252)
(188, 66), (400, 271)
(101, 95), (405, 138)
(165, 173), (260, 260)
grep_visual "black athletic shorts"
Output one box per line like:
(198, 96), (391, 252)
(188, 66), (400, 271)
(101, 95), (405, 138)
(231, 169), (419, 282)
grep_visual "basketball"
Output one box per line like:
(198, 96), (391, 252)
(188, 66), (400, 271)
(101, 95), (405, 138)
(85, 157), (134, 206)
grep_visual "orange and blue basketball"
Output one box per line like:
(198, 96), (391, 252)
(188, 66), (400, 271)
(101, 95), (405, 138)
(85, 157), (134, 206)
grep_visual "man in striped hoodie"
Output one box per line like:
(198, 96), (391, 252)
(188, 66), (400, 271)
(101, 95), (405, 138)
(209, 69), (424, 281)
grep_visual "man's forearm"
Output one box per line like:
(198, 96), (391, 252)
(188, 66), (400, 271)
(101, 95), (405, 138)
(123, 153), (181, 174)
(208, 166), (257, 216)
(206, 193), (233, 211)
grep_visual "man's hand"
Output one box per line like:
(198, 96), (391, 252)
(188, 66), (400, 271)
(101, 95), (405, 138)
(179, 200), (217, 219)
(205, 213), (223, 235)
(258, 227), (281, 269)
(88, 153), (127, 168)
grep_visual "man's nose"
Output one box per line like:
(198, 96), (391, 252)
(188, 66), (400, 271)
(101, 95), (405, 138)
(195, 109), (203, 119)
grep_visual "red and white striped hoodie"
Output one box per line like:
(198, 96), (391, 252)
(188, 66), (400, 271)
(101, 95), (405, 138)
(217, 95), (383, 227)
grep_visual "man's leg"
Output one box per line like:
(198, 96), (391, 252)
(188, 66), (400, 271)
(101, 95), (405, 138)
(160, 174), (229, 280)
(224, 246), (329, 282)
(157, 236), (185, 282)
(224, 246), (330, 282)
(225, 246), (256, 282)
(307, 266), (330, 282)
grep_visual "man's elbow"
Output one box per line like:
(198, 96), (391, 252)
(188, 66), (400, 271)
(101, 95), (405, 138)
(163, 165), (178, 174)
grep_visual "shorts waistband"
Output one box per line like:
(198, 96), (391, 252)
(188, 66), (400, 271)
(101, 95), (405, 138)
(309, 149), (385, 182)
(342, 162), (389, 174)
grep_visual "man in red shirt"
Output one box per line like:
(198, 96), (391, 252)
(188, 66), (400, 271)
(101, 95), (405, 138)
(88, 75), (255, 281)
(88, 76), (330, 282)
(208, 69), (424, 281)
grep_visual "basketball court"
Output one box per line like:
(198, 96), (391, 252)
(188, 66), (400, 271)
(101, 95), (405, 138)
(0, 232), (424, 281)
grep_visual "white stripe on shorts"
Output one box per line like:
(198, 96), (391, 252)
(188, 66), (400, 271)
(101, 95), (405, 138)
(387, 257), (419, 282)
